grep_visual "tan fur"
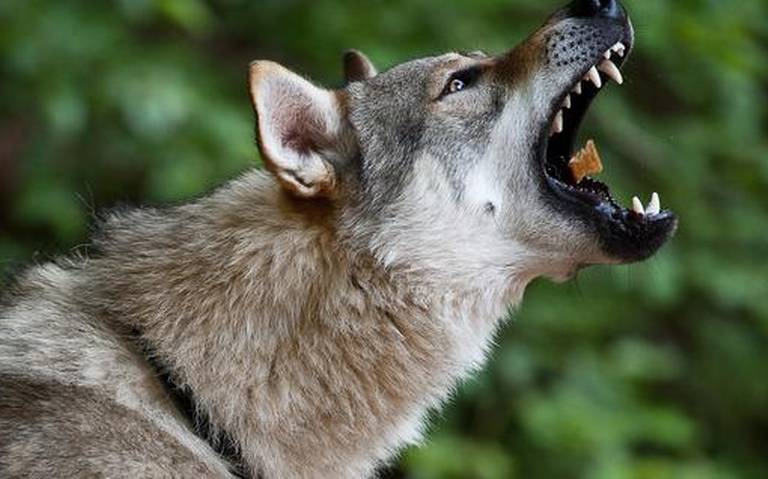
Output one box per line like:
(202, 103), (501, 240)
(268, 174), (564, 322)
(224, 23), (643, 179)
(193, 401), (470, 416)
(82, 172), (524, 477)
(1, 168), (529, 478)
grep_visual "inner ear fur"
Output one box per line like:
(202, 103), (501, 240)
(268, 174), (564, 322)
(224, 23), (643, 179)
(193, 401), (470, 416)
(249, 60), (344, 198)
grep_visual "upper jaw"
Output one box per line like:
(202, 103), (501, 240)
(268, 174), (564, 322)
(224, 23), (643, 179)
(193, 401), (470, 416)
(544, 19), (634, 142)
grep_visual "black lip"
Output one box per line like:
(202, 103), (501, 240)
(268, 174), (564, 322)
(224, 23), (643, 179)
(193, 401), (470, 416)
(538, 22), (678, 262)
(546, 176), (678, 261)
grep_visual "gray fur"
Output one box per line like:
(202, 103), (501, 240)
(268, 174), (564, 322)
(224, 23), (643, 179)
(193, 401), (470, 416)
(1, 5), (654, 478)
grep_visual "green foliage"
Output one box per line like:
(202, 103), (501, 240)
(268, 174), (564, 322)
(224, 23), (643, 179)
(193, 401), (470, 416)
(1, 1), (766, 477)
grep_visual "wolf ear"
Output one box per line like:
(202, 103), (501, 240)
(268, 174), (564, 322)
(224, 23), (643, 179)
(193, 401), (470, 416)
(343, 49), (377, 84)
(249, 61), (343, 198)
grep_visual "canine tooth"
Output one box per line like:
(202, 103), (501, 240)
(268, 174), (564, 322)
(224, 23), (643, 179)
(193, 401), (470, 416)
(563, 94), (571, 109)
(550, 110), (564, 135)
(631, 196), (645, 215)
(586, 66), (602, 88)
(573, 82), (582, 95)
(646, 192), (661, 215)
(599, 59), (623, 85)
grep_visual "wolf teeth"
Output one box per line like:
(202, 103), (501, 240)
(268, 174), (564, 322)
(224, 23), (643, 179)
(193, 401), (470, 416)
(631, 196), (645, 215)
(646, 192), (661, 215)
(585, 66), (602, 88)
(550, 109), (564, 136)
(552, 43), (627, 137)
(554, 110), (564, 133)
(599, 59), (623, 85)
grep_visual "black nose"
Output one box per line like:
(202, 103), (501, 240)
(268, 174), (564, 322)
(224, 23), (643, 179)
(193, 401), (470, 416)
(570, 0), (625, 19)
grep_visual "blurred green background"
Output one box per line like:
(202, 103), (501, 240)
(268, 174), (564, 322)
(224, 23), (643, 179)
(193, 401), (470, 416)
(1, 0), (767, 478)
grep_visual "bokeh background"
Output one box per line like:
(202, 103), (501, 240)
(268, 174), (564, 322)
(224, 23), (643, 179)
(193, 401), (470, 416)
(1, 1), (767, 478)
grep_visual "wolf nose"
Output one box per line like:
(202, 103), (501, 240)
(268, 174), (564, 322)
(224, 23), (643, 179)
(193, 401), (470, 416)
(573, 0), (625, 20)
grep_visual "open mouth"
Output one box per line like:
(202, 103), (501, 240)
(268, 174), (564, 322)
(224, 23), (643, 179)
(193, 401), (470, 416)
(541, 39), (678, 261)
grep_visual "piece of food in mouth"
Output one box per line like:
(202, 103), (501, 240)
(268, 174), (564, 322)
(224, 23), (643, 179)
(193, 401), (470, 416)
(568, 139), (603, 184)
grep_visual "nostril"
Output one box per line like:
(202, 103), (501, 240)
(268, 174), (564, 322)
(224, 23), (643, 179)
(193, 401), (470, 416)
(584, 0), (602, 15)
(598, 0), (623, 19)
(573, 0), (625, 19)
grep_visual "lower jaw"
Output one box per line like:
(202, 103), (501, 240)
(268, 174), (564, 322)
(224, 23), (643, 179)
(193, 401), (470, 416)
(540, 147), (678, 263)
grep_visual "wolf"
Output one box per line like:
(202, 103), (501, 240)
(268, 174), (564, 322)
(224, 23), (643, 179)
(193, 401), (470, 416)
(0, 0), (677, 477)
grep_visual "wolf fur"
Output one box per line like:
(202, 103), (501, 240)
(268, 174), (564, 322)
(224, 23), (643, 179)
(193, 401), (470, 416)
(1, 2), (663, 478)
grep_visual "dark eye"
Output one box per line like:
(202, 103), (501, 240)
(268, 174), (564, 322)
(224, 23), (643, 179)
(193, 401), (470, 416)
(441, 67), (482, 98)
(448, 78), (465, 93)
(448, 78), (467, 93)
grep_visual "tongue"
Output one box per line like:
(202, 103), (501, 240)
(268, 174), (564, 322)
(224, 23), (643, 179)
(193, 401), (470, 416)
(568, 139), (603, 184)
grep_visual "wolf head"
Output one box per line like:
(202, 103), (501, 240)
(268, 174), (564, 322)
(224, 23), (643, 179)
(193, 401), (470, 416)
(248, 0), (677, 286)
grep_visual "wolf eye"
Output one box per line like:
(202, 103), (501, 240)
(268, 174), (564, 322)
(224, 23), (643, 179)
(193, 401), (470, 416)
(448, 78), (466, 93)
(441, 67), (482, 98)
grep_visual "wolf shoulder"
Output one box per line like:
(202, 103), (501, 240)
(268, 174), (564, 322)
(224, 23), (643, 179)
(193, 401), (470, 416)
(0, 264), (234, 479)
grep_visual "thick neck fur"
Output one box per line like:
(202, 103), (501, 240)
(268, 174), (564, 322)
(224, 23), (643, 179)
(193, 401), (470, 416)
(78, 170), (528, 478)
